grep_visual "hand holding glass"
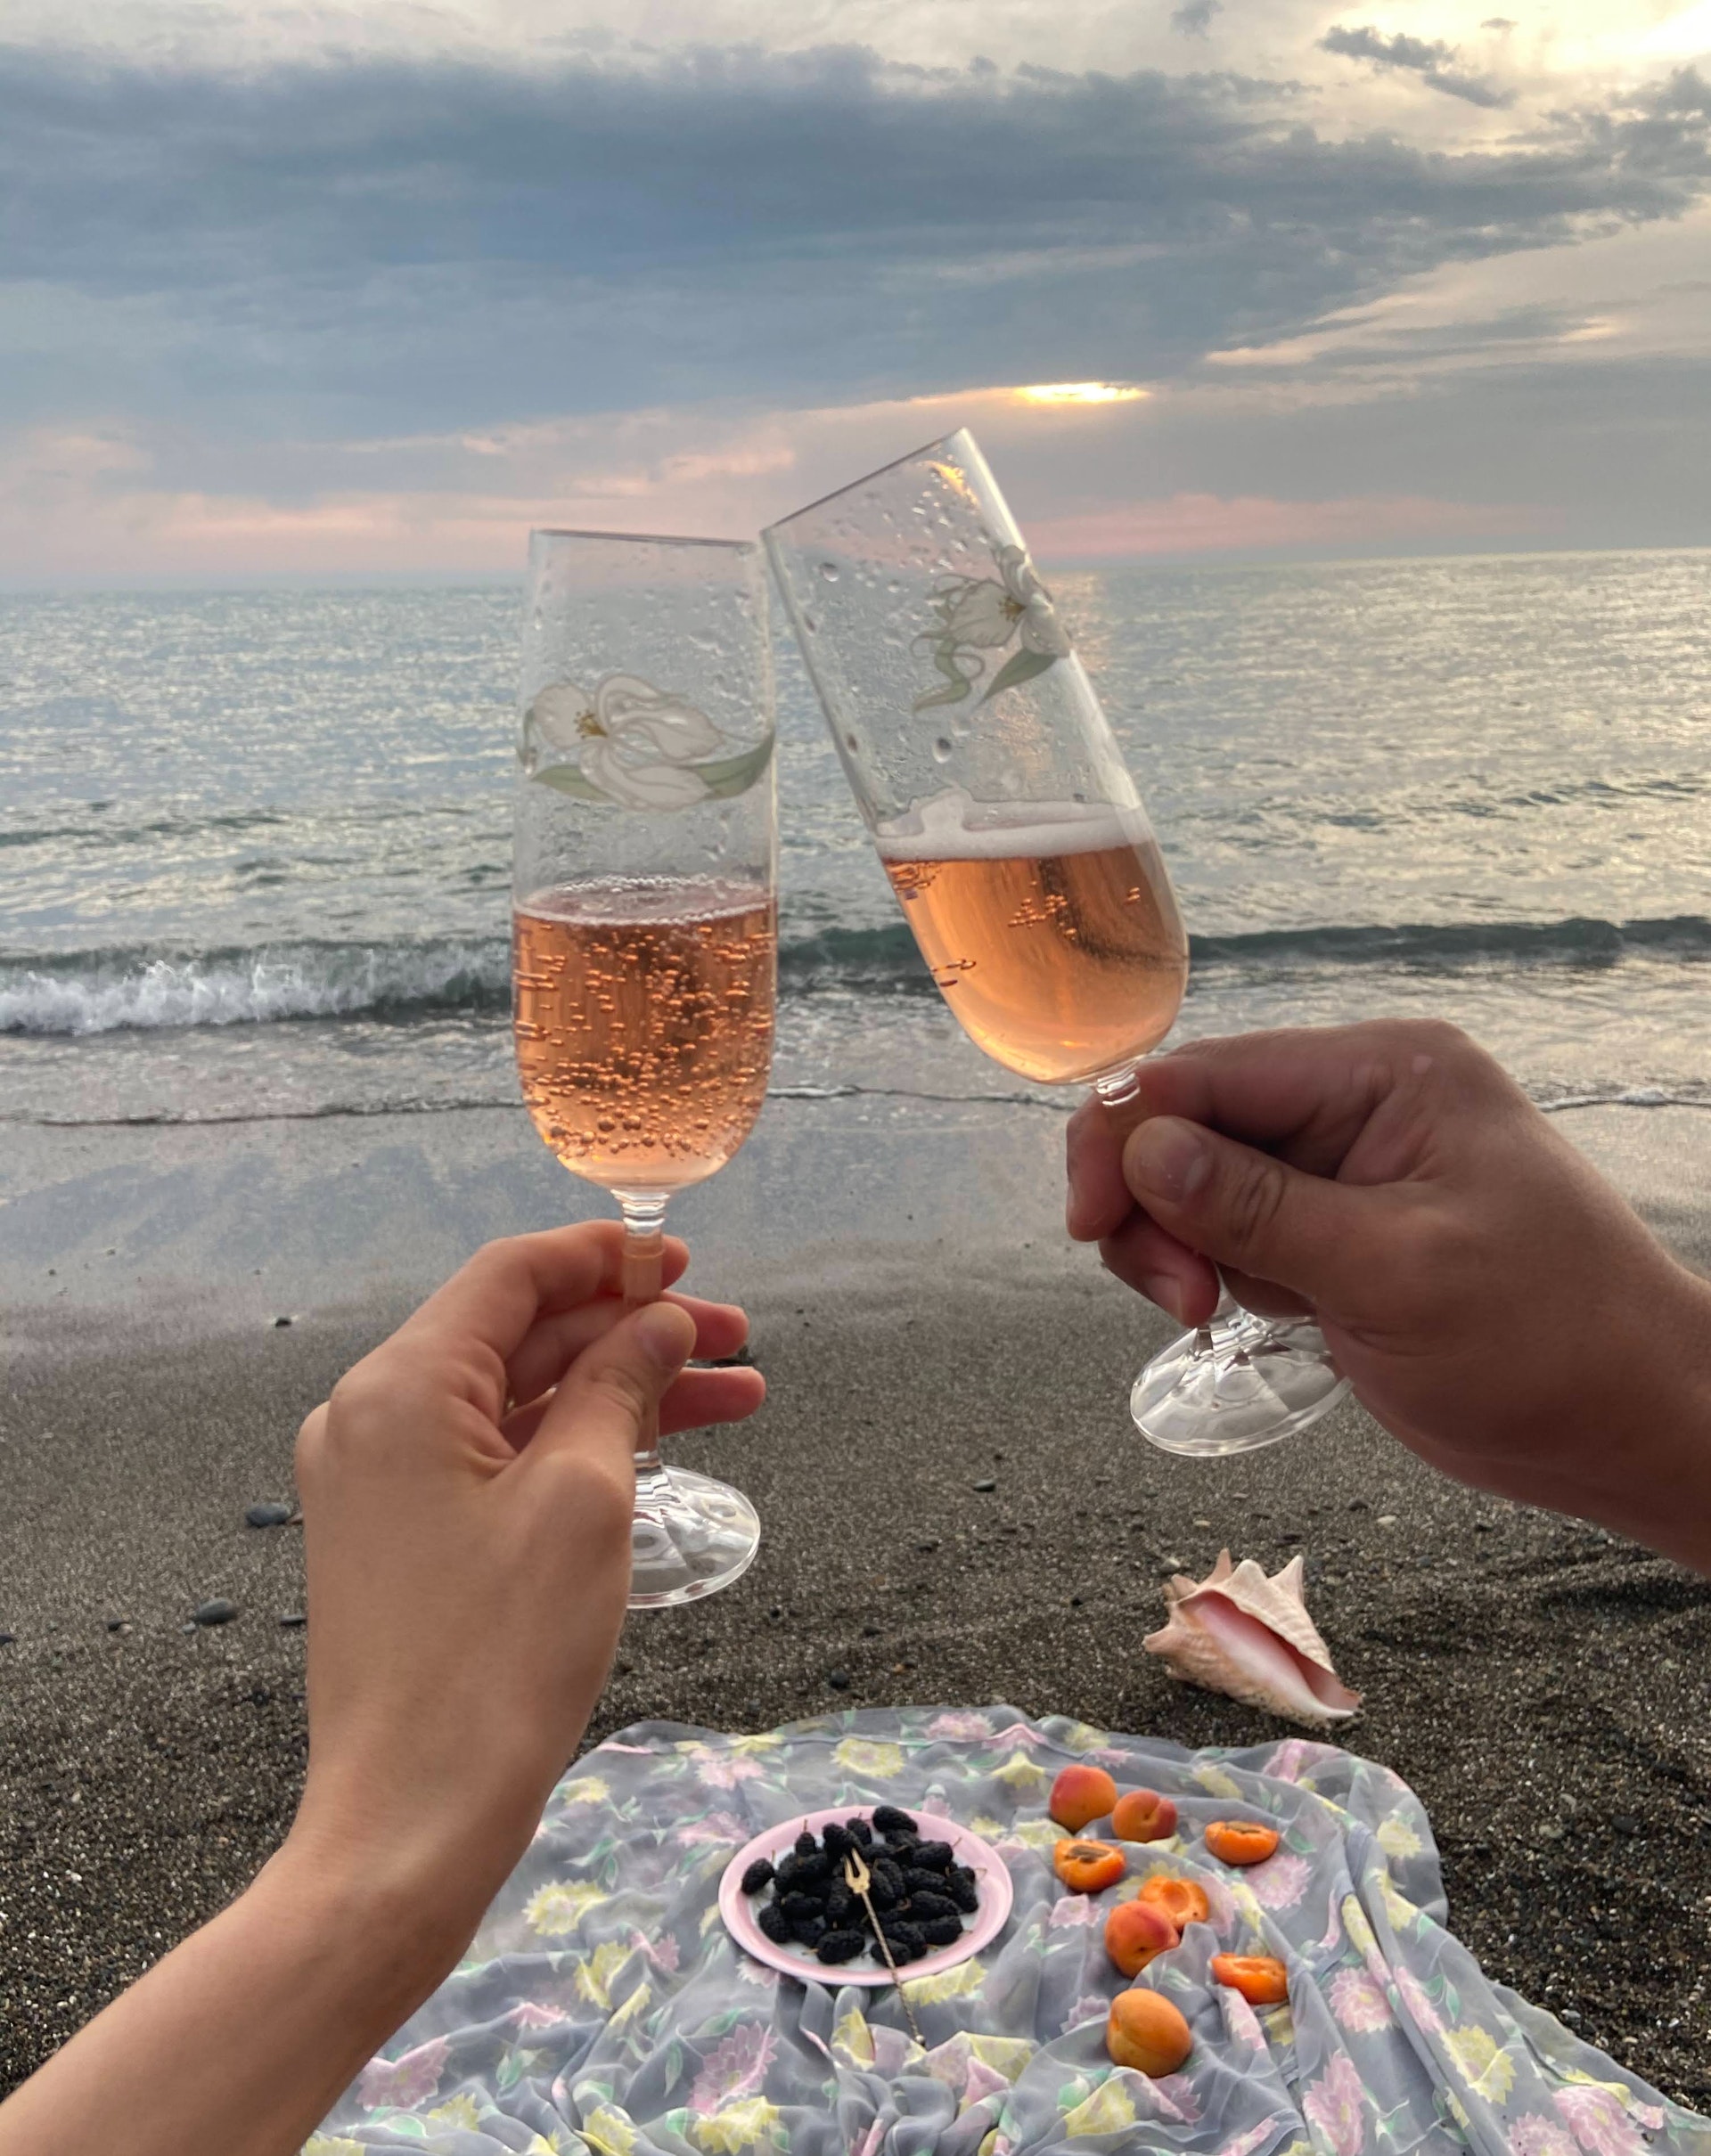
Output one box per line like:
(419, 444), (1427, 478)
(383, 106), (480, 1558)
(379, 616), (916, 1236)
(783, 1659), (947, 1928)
(512, 529), (774, 1600)
(765, 432), (1349, 1454)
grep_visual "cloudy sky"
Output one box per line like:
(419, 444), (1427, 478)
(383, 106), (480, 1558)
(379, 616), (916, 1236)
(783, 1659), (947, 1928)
(2, 0), (1708, 581)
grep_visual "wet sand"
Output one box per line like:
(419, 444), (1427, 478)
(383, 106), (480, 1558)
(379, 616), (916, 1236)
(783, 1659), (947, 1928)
(3, 1097), (1710, 2101)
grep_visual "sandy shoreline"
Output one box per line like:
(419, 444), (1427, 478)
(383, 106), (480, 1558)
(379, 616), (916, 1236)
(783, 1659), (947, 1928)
(4, 1096), (1711, 2101)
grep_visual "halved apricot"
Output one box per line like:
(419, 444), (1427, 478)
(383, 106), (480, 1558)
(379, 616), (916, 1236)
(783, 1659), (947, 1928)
(1053, 1839), (1126, 1893)
(1204, 1820), (1281, 1866)
(1050, 1765), (1118, 1833)
(1108, 1986), (1192, 2076)
(1210, 1953), (1289, 2005)
(1137, 1874), (1210, 1928)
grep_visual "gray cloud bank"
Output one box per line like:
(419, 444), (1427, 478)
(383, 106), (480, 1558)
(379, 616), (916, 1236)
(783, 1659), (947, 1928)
(1, 42), (1708, 444)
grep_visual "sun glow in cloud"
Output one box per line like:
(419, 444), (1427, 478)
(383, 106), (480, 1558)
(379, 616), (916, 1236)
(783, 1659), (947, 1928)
(1015, 382), (1150, 404)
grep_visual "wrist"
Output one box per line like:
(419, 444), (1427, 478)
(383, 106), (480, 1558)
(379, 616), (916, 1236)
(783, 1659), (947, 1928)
(272, 1780), (532, 2005)
(1576, 1259), (1711, 1569)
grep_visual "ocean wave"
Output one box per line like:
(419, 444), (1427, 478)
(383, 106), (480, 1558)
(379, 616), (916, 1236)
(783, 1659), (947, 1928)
(0, 939), (508, 1035)
(3, 911), (1708, 1037)
(1189, 915), (1711, 968)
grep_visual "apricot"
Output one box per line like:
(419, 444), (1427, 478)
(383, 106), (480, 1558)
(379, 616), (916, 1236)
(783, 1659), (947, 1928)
(1105, 1897), (1179, 1977)
(1210, 1954), (1289, 2006)
(1107, 1987), (1192, 2077)
(1204, 1820), (1281, 1866)
(1137, 1874), (1211, 1929)
(1112, 1788), (1178, 1843)
(1050, 1765), (1118, 1833)
(1053, 1839), (1126, 1894)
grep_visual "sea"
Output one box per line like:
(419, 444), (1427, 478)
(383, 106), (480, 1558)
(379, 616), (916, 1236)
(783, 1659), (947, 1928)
(2, 551), (1707, 1132)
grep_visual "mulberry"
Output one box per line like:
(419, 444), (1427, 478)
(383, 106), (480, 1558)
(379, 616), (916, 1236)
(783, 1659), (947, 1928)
(920, 1915), (963, 1948)
(909, 1890), (955, 1921)
(946, 1870), (980, 1914)
(815, 1929), (868, 1964)
(791, 1913), (828, 1947)
(824, 1884), (856, 1927)
(822, 1822), (853, 1858)
(868, 1858), (904, 1908)
(781, 1891), (823, 1926)
(845, 1817), (874, 1845)
(911, 1841), (954, 1873)
(757, 1902), (793, 1945)
(795, 1830), (819, 1857)
(880, 1921), (926, 1963)
(872, 1805), (918, 1837)
(741, 1858), (775, 1897)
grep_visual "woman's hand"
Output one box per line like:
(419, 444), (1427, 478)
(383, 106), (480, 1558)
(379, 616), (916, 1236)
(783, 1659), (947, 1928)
(0, 1222), (764, 2156)
(1067, 1020), (1711, 1565)
(289, 1219), (763, 1938)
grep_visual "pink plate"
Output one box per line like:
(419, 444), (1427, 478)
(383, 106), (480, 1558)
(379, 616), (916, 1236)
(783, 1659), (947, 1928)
(718, 1806), (1014, 1988)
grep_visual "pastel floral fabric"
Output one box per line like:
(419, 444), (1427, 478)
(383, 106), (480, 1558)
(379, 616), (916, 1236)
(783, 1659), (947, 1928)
(308, 1707), (1710, 2156)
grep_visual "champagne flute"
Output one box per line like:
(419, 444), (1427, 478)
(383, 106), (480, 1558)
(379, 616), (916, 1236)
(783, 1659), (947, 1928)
(512, 528), (775, 1601)
(764, 432), (1350, 1456)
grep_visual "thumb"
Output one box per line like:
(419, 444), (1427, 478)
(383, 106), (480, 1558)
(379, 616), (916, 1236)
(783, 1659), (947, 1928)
(527, 1301), (697, 1473)
(1122, 1115), (1372, 1308)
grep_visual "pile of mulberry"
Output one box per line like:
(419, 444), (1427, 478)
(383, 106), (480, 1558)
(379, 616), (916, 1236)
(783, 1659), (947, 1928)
(741, 1808), (980, 1968)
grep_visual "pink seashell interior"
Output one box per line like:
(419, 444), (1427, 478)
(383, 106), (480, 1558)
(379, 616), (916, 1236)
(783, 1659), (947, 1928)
(1142, 1549), (1362, 1727)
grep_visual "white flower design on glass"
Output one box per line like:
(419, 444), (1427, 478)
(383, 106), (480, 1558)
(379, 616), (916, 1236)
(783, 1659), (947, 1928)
(523, 672), (774, 810)
(527, 674), (719, 808)
(913, 541), (1072, 712)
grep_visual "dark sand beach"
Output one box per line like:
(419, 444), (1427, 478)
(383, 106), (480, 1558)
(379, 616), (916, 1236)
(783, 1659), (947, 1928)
(4, 1094), (1710, 2103)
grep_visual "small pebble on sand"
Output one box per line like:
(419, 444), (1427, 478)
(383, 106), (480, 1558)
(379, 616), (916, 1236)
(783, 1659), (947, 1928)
(191, 1599), (240, 1627)
(245, 1502), (293, 1529)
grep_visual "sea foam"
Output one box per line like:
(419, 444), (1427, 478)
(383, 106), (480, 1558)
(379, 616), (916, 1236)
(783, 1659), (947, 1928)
(0, 940), (507, 1037)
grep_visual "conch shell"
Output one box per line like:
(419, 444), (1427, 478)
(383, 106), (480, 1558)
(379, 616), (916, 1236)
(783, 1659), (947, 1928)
(1144, 1549), (1361, 1727)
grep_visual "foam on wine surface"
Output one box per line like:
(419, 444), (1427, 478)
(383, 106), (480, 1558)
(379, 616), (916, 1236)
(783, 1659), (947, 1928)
(513, 878), (775, 1192)
(877, 788), (1187, 1085)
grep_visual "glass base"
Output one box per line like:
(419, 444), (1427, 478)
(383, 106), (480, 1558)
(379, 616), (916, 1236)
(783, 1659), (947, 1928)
(630, 1466), (761, 1608)
(1132, 1306), (1352, 1458)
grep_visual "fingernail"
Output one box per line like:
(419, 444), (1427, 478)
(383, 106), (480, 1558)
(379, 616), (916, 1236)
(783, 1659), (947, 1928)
(1126, 1117), (1211, 1202)
(1136, 1270), (1188, 1325)
(634, 1303), (692, 1368)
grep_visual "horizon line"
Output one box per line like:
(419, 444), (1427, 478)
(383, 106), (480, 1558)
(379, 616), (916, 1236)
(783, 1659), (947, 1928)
(4, 536), (1710, 598)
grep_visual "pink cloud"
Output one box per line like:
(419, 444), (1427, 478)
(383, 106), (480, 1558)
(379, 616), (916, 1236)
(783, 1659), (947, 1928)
(0, 393), (1557, 582)
(1027, 492), (1554, 559)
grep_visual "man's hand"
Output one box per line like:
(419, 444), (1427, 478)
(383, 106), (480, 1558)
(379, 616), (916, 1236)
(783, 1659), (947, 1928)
(1068, 1020), (1711, 1564)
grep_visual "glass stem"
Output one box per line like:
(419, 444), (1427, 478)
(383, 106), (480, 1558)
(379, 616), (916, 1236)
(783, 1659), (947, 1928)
(1094, 1061), (1237, 1339)
(619, 1195), (669, 1481)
